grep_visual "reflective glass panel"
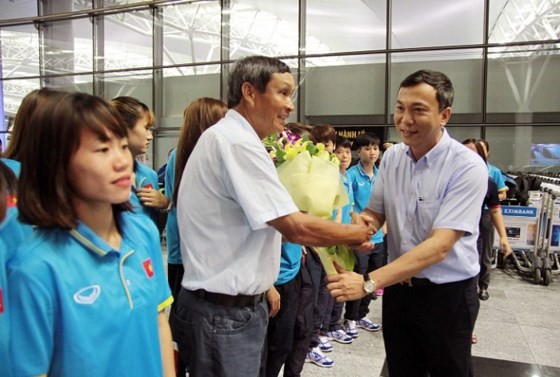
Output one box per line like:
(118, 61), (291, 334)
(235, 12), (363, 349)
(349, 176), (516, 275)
(161, 65), (221, 128)
(2, 78), (40, 123)
(446, 126), (482, 144)
(488, 0), (560, 44)
(487, 45), (560, 124)
(100, 0), (146, 5)
(42, 18), (93, 76)
(304, 54), (386, 117)
(162, 1), (222, 66)
(47, 74), (93, 94)
(228, 0), (299, 59)
(102, 10), (153, 70)
(391, 0), (484, 48)
(486, 126), (560, 173)
(1, 25), (40, 119)
(99, 69), (153, 107)
(1, 25), (40, 80)
(0, 0), (38, 19)
(306, 0), (386, 53)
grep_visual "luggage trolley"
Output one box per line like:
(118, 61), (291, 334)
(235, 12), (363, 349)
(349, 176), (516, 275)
(495, 200), (542, 284)
(537, 178), (560, 285)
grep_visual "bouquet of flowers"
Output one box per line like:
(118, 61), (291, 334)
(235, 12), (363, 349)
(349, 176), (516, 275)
(263, 129), (356, 274)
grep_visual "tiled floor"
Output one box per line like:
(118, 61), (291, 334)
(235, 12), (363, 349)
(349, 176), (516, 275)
(300, 264), (560, 377)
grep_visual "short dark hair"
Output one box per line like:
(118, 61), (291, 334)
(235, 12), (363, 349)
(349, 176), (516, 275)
(335, 136), (352, 149)
(400, 70), (454, 111)
(18, 92), (131, 229)
(227, 56), (291, 108)
(352, 132), (381, 150)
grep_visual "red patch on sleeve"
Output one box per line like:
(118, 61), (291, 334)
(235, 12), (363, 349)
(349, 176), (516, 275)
(142, 259), (154, 278)
(0, 288), (4, 314)
(144, 183), (153, 189)
(6, 194), (17, 208)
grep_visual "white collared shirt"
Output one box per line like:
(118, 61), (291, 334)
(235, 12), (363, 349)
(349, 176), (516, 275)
(177, 109), (298, 295)
(368, 130), (487, 283)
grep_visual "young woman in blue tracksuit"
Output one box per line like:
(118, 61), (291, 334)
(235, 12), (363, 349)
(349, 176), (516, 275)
(9, 92), (174, 377)
(111, 96), (170, 224)
(0, 160), (34, 377)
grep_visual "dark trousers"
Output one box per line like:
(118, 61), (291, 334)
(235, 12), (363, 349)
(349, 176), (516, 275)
(172, 288), (268, 377)
(322, 300), (344, 332)
(344, 243), (384, 321)
(382, 276), (479, 377)
(306, 249), (329, 347)
(479, 210), (494, 289)
(167, 263), (186, 377)
(264, 263), (314, 377)
(167, 263), (185, 300)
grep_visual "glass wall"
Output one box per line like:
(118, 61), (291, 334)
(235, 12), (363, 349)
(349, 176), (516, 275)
(0, 0), (558, 170)
(391, 0), (485, 48)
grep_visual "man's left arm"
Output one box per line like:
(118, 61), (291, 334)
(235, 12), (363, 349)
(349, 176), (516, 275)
(327, 227), (463, 301)
(327, 157), (488, 301)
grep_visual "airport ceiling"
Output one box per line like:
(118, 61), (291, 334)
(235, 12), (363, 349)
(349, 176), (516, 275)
(0, 0), (559, 115)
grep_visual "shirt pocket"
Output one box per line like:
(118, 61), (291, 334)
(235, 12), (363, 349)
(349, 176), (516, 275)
(415, 199), (441, 236)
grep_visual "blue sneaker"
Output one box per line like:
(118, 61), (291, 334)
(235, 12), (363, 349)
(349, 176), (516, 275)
(305, 347), (335, 368)
(344, 320), (359, 338)
(356, 317), (380, 332)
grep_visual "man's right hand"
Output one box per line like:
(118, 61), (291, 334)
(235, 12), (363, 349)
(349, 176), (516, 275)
(351, 212), (377, 233)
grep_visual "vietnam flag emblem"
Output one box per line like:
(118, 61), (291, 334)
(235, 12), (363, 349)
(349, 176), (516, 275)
(0, 288), (4, 314)
(142, 258), (154, 278)
(6, 194), (17, 208)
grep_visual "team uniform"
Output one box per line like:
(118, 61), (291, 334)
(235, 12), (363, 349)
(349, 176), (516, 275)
(0, 158), (21, 176)
(479, 162), (508, 293)
(346, 162), (384, 244)
(0, 166), (33, 377)
(130, 160), (160, 223)
(336, 172), (354, 224)
(0, 237), (9, 377)
(488, 163), (506, 194)
(164, 149), (180, 267)
(8, 211), (172, 377)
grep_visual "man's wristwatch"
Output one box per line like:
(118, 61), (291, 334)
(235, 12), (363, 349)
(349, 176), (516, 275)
(363, 273), (376, 294)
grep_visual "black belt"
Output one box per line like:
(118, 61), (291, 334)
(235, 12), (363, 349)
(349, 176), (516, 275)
(188, 289), (265, 308)
(400, 277), (436, 287)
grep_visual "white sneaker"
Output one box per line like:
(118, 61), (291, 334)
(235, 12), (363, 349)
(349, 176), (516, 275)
(325, 329), (353, 344)
(305, 347), (335, 368)
(344, 320), (359, 338)
(356, 317), (380, 332)
(319, 336), (333, 352)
